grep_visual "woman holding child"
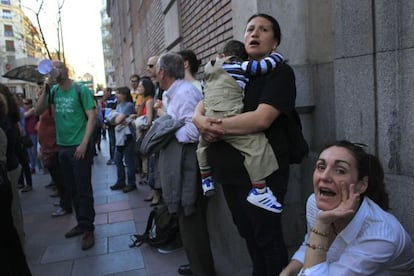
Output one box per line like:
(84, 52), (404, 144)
(194, 13), (295, 275)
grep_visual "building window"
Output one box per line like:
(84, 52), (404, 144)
(5, 40), (15, 51)
(4, 24), (13, 37)
(2, 9), (11, 19)
(1, 0), (11, 5)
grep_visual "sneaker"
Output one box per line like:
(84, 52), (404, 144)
(201, 177), (216, 197)
(246, 187), (283, 213)
(123, 185), (137, 193)
(51, 207), (71, 217)
(81, 231), (95, 250)
(110, 183), (126, 190)
(21, 186), (33, 192)
(65, 225), (84, 238)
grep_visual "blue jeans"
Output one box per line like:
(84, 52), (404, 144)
(115, 135), (136, 186)
(58, 144), (95, 231)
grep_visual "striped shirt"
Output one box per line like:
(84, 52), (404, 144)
(222, 52), (284, 90)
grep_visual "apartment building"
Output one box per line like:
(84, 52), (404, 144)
(0, 0), (46, 98)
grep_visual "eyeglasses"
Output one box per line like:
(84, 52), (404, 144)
(130, 79), (139, 83)
(147, 64), (154, 68)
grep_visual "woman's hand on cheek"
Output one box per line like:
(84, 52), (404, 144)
(318, 182), (361, 225)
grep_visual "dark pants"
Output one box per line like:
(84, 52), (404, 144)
(0, 184), (31, 275)
(178, 193), (216, 276)
(220, 167), (290, 276)
(46, 152), (71, 212)
(58, 145), (95, 231)
(115, 136), (136, 187)
(17, 145), (32, 187)
(107, 126), (116, 160)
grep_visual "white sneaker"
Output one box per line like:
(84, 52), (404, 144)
(201, 177), (216, 197)
(246, 187), (283, 213)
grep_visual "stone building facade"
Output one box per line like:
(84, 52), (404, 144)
(106, 0), (414, 273)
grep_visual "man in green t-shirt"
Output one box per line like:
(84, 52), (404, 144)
(35, 60), (97, 251)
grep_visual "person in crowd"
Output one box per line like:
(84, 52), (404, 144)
(193, 13), (295, 275)
(130, 74), (142, 113)
(177, 49), (203, 94)
(23, 98), (39, 174)
(144, 55), (164, 206)
(133, 77), (159, 204)
(36, 81), (71, 217)
(197, 39), (285, 214)
(35, 60), (97, 251)
(0, 90), (32, 276)
(93, 96), (104, 155)
(0, 84), (26, 246)
(130, 74), (144, 174)
(280, 140), (414, 275)
(155, 53), (216, 276)
(109, 87), (137, 193)
(132, 78), (155, 182)
(14, 95), (33, 193)
(102, 87), (117, 165)
(147, 55), (161, 96)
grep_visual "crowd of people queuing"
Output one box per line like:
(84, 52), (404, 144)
(0, 13), (413, 276)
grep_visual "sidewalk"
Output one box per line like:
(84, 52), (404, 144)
(21, 140), (187, 276)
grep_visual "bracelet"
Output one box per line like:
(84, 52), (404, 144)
(305, 242), (329, 252)
(311, 227), (329, 237)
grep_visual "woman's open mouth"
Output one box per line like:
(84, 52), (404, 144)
(319, 187), (336, 197)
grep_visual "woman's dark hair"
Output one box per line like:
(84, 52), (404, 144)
(247, 13), (281, 46)
(177, 49), (201, 76)
(140, 78), (155, 98)
(0, 83), (20, 123)
(322, 140), (389, 210)
(116, 86), (132, 102)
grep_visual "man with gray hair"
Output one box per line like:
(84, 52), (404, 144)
(155, 53), (216, 276)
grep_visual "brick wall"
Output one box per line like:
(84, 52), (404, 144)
(179, 0), (233, 73)
(130, 0), (165, 76)
(108, 0), (233, 82)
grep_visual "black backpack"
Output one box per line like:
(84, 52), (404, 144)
(286, 109), (309, 164)
(129, 205), (180, 248)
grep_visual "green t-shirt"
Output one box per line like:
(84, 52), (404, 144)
(51, 83), (95, 146)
